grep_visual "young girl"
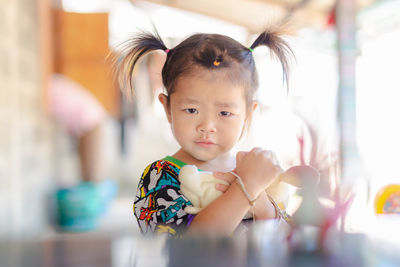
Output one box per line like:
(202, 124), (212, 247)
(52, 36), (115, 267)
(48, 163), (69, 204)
(116, 26), (294, 236)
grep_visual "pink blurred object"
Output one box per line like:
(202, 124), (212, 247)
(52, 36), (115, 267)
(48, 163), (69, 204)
(289, 182), (355, 250)
(49, 74), (106, 137)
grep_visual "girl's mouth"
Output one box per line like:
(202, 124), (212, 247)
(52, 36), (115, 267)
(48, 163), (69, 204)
(195, 140), (216, 147)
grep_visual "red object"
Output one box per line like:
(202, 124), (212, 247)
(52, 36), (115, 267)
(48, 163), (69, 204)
(326, 7), (336, 27)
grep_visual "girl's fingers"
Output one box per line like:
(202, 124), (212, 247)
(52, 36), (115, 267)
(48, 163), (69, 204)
(214, 171), (236, 193)
(264, 150), (279, 165)
(251, 147), (263, 152)
(236, 151), (246, 162)
(264, 150), (284, 172)
(215, 183), (229, 192)
(213, 171), (236, 184)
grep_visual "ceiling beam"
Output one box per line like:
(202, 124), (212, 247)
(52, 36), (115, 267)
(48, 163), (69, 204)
(131, 0), (378, 32)
(131, 0), (287, 33)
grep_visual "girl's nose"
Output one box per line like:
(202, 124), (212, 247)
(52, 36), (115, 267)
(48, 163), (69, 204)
(197, 116), (216, 133)
(199, 127), (216, 133)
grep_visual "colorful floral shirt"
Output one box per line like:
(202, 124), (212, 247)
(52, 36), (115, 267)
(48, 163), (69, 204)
(133, 156), (195, 236)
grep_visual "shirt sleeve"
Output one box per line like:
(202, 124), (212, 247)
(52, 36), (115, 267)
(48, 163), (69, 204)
(133, 160), (194, 236)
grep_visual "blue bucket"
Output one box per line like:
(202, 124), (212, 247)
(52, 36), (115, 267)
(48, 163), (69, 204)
(56, 182), (101, 232)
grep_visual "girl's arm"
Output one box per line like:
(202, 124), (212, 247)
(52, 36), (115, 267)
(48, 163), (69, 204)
(187, 181), (256, 235)
(252, 191), (277, 220)
(187, 148), (280, 235)
(188, 184), (277, 235)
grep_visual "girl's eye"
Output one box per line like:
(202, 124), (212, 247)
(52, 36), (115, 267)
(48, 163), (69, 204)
(220, 111), (232, 117)
(185, 108), (198, 114)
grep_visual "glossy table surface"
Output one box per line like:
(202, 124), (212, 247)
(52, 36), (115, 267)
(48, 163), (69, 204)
(1, 220), (400, 267)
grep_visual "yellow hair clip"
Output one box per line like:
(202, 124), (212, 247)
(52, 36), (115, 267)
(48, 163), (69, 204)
(213, 60), (220, 67)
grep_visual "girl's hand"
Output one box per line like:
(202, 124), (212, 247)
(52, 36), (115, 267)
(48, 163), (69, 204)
(234, 147), (281, 199)
(252, 191), (276, 220)
(213, 170), (278, 220)
(214, 172), (236, 192)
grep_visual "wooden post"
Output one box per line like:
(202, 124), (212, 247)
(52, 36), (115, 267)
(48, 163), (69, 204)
(336, 0), (360, 223)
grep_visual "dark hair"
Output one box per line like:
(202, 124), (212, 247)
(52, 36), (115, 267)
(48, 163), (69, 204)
(114, 27), (294, 108)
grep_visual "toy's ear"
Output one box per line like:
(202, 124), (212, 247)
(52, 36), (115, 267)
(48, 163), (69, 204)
(279, 165), (320, 188)
(179, 165), (199, 181)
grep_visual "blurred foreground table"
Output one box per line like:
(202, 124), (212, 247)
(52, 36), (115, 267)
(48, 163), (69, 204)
(1, 219), (400, 267)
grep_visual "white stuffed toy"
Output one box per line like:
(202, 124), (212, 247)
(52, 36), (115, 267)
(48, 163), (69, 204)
(179, 164), (319, 215)
(179, 165), (229, 214)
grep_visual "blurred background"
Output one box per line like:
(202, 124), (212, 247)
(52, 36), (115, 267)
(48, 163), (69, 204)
(1, 0), (400, 252)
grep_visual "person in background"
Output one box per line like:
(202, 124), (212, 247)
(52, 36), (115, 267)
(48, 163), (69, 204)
(49, 73), (117, 231)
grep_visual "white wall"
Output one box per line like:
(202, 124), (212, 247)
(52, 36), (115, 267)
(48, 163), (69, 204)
(0, 0), (56, 239)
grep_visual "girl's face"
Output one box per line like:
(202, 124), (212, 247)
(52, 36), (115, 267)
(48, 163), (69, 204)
(159, 69), (255, 165)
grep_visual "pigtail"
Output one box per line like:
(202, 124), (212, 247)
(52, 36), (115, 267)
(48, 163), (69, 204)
(113, 29), (168, 95)
(250, 27), (294, 93)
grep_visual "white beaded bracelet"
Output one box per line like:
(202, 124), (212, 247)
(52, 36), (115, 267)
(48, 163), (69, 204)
(229, 171), (258, 206)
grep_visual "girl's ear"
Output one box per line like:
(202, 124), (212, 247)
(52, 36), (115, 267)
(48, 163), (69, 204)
(240, 101), (258, 139)
(246, 101), (258, 121)
(251, 101), (258, 113)
(158, 93), (172, 123)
